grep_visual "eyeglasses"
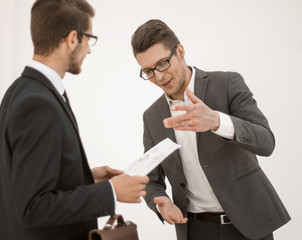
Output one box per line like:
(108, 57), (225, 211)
(80, 32), (98, 46)
(140, 46), (177, 80)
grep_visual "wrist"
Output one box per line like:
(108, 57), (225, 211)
(210, 110), (220, 131)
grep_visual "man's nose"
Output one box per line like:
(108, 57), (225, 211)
(87, 46), (91, 54)
(154, 70), (165, 81)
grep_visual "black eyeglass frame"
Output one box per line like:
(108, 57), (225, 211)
(80, 32), (98, 46)
(140, 45), (178, 80)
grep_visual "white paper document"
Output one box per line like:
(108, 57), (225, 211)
(123, 138), (180, 176)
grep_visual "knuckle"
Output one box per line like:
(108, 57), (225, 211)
(191, 119), (197, 125)
(191, 112), (197, 118)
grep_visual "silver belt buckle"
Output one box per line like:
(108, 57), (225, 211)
(220, 214), (232, 224)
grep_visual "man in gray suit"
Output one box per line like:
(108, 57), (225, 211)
(131, 19), (290, 240)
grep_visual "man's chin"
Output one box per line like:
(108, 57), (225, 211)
(162, 87), (174, 96)
(67, 67), (81, 75)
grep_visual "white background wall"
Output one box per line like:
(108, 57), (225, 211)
(0, 0), (301, 239)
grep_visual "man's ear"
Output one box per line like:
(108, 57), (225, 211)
(176, 44), (185, 60)
(65, 30), (79, 51)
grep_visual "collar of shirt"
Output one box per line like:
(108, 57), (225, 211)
(165, 66), (196, 106)
(27, 60), (65, 97)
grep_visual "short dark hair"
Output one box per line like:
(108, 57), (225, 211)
(131, 19), (180, 57)
(31, 0), (95, 56)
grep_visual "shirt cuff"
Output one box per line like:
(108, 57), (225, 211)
(212, 112), (235, 140)
(108, 180), (117, 209)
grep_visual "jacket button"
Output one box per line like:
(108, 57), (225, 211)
(180, 183), (186, 188)
(204, 165), (208, 168)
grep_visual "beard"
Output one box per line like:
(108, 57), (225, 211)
(67, 44), (82, 75)
(165, 68), (187, 99)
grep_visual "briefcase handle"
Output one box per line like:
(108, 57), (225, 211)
(103, 215), (127, 230)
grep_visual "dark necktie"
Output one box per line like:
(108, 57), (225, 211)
(63, 91), (78, 127)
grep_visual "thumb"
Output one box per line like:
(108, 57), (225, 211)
(186, 88), (202, 104)
(105, 166), (123, 175)
(154, 197), (165, 205)
(112, 169), (124, 175)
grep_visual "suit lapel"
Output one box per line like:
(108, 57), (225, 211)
(159, 95), (183, 170)
(193, 67), (208, 102)
(159, 96), (175, 141)
(193, 67), (209, 147)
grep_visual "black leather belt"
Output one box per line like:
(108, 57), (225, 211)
(187, 212), (232, 224)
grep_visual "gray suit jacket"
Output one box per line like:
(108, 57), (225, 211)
(143, 68), (290, 240)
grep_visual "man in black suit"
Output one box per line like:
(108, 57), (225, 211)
(131, 19), (290, 240)
(0, 1), (148, 239)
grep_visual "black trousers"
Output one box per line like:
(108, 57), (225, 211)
(187, 217), (274, 240)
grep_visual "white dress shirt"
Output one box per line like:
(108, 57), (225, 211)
(27, 60), (65, 97)
(165, 67), (235, 213)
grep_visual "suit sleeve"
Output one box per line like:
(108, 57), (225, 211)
(7, 94), (115, 229)
(143, 112), (168, 222)
(226, 72), (275, 156)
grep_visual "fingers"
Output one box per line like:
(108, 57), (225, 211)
(168, 207), (187, 224)
(92, 166), (124, 181)
(140, 190), (147, 198)
(103, 165), (124, 176)
(134, 176), (149, 193)
(171, 119), (193, 128)
(173, 126), (195, 131)
(163, 114), (189, 128)
(110, 169), (124, 176)
(154, 197), (187, 225)
(153, 196), (170, 205)
(163, 100), (203, 129)
(178, 217), (188, 224)
(161, 208), (188, 225)
(164, 216), (175, 225)
(171, 103), (194, 112)
(111, 174), (149, 203)
(164, 215), (187, 225)
(164, 113), (190, 123)
(182, 218), (188, 223)
(164, 114), (196, 129)
(153, 197), (164, 205)
(167, 88), (205, 114)
(170, 215), (187, 224)
(137, 175), (150, 184)
(186, 88), (201, 104)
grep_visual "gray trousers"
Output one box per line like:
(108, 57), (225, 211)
(187, 217), (274, 240)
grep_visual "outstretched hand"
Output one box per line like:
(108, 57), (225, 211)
(163, 88), (220, 132)
(154, 196), (187, 224)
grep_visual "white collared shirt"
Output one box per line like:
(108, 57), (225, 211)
(165, 67), (234, 213)
(27, 60), (65, 98)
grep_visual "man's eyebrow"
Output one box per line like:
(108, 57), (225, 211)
(142, 57), (168, 72)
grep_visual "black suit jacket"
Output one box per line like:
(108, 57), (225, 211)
(143, 68), (290, 240)
(0, 67), (115, 240)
